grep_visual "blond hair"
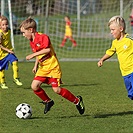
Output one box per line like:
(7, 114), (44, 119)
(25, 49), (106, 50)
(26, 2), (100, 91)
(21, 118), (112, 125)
(108, 16), (126, 32)
(20, 17), (36, 30)
(0, 15), (8, 23)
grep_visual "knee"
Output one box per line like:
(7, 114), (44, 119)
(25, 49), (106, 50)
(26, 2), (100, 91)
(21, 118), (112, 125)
(52, 87), (61, 94)
(31, 82), (40, 91)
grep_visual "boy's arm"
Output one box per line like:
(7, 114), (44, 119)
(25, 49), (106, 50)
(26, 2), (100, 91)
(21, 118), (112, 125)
(26, 48), (50, 60)
(0, 44), (14, 54)
(97, 54), (111, 67)
(0, 33), (14, 54)
(32, 57), (39, 74)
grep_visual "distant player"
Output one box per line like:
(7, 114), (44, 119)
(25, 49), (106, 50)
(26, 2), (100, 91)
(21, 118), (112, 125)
(20, 17), (85, 115)
(98, 16), (133, 100)
(0, 16), (22, 89)
(60, 16), (77, 47)
(129, 8), (133, 35)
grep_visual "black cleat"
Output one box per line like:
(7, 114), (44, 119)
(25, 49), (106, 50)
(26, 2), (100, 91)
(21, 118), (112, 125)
(76, 95), (85, 115)
(43, 100), (54, 114)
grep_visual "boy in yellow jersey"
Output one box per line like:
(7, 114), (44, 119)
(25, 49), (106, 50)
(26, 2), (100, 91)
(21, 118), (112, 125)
(20, 17), (85, 115)
(0, 16), (22, 89)
(60, 16), (77, 47)
(98, 16), (133, 100)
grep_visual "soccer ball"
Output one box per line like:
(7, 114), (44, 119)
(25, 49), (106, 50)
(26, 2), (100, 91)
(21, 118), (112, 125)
(16, 103), (32, 119)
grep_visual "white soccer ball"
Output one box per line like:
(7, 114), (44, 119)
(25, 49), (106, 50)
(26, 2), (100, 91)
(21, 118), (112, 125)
(16, 103), (32, 119)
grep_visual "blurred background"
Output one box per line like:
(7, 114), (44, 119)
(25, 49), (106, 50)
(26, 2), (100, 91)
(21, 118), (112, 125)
(0, 0), (132, 61)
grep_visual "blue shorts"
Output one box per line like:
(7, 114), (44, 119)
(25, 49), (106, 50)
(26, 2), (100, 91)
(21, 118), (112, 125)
(123, 72), (133, 100)
(0, 54), (18, 71)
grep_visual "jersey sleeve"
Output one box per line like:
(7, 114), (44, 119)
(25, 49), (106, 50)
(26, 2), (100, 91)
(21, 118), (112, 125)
(106, 42), (116, 56)
(40, 35), (51, 49)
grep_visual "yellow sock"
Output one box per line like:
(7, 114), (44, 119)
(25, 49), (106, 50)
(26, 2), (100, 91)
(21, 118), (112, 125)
(12, 61), (19, 79)
(0, 70), (5, 83)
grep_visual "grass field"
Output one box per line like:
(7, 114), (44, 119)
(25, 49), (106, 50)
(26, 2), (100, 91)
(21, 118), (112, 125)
(0, 61), (133, 133)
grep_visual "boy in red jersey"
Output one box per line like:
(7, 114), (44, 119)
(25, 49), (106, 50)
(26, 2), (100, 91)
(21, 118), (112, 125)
(60, 16), (77, 47)
(20, 18), (85, 115)
(98, 16), (133, 100)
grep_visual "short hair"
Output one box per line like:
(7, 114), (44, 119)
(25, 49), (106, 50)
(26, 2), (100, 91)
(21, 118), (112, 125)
(0, 15), (8, 23)
(65, 16), (70, 20)
(108, 16), (126, 31)
(20, 17), (36, 30)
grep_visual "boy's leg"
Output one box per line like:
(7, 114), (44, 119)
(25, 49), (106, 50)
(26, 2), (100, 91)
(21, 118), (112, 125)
(69, 37), (77, 47)
(58, 88), (79, 104)
(50, 78), (85, 115)
(12, 61), (22, 86)
(12, 61), (18, 79)
(32, 78), (54, 114)
(0, 70), (8, 89)
(34, 87), (54, 114)
(0, 70), (5, 83)
(123, 73), (133, 100)
(58, 88), (85, 114)
(60, 36), (67, 47)
(34, 87), (51, 102)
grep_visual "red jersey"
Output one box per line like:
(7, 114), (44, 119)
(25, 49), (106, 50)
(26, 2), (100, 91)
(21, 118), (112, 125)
(129, 15), (133, 26)
(30, 32), (62, 78)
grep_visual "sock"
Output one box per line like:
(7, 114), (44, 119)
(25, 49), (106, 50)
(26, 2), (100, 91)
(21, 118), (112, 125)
(61, 38), (67, 46)
(58, 88), (79, 104)
(0, 70), (5, 83)
(71, 39), (77, 46)
(34, 87), (51, 102)
(12, 61), (18, 79)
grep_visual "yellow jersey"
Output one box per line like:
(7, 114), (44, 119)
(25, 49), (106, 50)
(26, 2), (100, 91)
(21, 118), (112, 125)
(0, 29), (13, 60)
(106, 34), (133, 76)
(65, 21), (72, 37)
(30, 32), (62, 79)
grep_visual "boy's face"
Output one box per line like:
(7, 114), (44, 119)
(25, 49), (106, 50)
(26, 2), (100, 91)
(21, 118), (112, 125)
(109, 22), (123, 39)
(0, 20), (8, 32)
(64, 17), (69, 22)
(20, 27), (33, 41)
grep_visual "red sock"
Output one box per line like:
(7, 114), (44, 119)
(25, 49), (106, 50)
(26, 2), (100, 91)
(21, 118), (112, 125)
(71, 39), (77, 46)
(58, 88), (79, 104)
(61, 39), (67, 46)
(34, 87), (51, 102)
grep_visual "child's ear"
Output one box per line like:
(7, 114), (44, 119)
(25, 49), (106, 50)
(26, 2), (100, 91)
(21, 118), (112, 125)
(29, 28), (34, 33)
(120, 26), (124, 32)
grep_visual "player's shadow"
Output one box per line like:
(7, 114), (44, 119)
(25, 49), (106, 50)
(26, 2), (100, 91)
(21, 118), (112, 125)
(55, 114), (90, 119)
(30, 114), (90, 120)
(94, 111), (133, 118)
(23, 82), (100, 89)
(29, 116), (44, 119)
(40, 83), (100, 88)
(61, 83), (100, 87)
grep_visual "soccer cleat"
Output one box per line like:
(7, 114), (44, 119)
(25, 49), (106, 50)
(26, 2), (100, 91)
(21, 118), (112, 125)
(76, 95), (85, 115)
(0, 83), (8, 89)
(14, 78), (23, 86)
(42, 100), (54, 114)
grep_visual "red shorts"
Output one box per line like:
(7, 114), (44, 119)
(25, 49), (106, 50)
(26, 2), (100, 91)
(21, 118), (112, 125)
(34, 76), (61, 87)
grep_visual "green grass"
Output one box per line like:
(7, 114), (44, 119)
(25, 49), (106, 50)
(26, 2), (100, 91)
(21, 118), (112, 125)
(0, 61), (133, 133)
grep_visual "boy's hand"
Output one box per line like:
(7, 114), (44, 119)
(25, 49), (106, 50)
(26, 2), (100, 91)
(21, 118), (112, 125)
(97, 60), (103, 67)
(32, 66), (37, 74)
(8, 50), (14, 54)
(26, 54), (35, 60)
